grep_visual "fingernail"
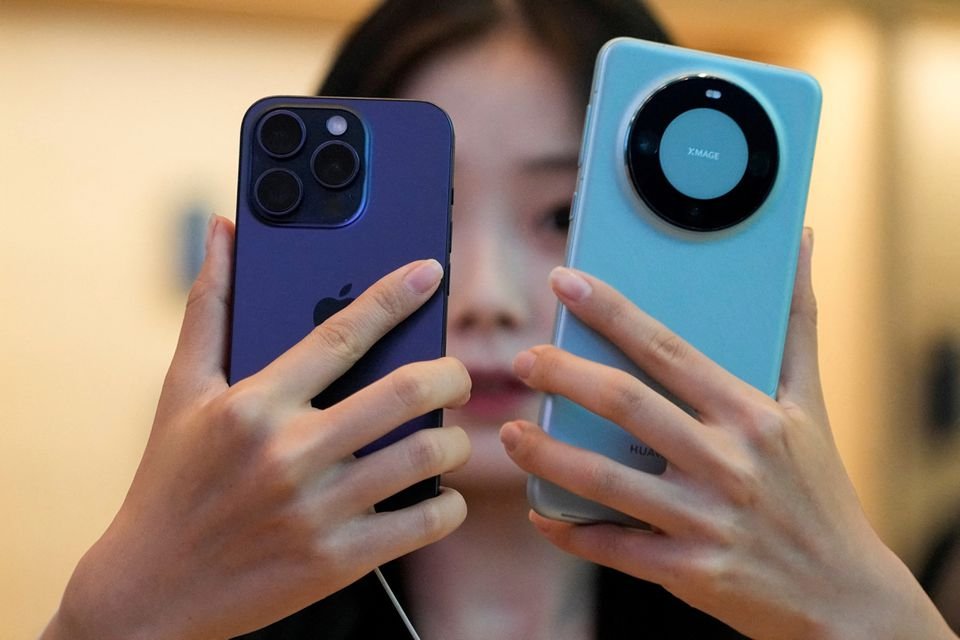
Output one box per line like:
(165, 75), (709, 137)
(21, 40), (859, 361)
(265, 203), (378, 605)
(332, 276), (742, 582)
(499, 421), (522, 452)
(513, 350), (536, 379)
(404, 259), (443, 294)
(529, 511), (549, 531)
(550, 267), (592, 302)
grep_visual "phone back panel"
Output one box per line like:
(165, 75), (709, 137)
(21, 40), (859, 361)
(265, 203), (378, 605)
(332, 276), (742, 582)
(230, 97), (453, 509)
(530, 39), (821, 525)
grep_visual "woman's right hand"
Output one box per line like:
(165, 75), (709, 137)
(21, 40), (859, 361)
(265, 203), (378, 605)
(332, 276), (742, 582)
(501, 232), (955, 640)
(42, 216), (472, 640)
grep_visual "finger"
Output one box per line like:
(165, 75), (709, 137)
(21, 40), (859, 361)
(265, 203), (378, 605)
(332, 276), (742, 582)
(778, 228), (823, 405)
(166, 216), (235, 393)
(303, 357), (471, 460)
(500, 420), (694, 531)
(346, 487), (468, 564)
(548, 267), (760, 420)
(513, 346), (712, 472)
(528, 511), (682, 588)
(335, 426), (470, 509)
(259, 259), (444, 402)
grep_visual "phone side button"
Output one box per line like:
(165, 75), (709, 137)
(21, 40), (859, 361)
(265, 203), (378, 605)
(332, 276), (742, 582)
(445, 261), (451, 296)
(577, 104), (591, 168)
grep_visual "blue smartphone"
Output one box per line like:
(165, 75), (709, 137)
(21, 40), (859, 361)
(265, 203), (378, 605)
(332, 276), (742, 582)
(529, 38), (822, 525)
(229, 96), (454, 512)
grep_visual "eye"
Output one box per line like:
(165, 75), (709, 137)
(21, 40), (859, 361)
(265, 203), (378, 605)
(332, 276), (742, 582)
(544, 203), (570, 234)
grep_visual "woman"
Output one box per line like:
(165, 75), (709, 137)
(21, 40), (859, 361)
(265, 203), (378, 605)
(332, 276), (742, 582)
(42, 1), (955, 639)
(241, 1), (743, 638)
(243, 1), (952, 638)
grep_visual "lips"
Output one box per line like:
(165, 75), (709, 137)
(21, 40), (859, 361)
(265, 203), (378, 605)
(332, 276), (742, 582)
(459, 367), (537, 422)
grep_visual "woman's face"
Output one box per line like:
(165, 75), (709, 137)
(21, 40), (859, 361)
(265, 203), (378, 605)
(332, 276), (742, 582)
(399, 30), (581, 492)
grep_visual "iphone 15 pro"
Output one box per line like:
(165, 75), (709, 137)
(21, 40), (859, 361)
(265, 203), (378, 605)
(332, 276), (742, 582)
(230, 96), (454, 512)
(529, 38), (822, 525)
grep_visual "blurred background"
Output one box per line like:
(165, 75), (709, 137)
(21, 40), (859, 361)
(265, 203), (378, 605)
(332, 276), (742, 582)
(1, 0), (958, 635)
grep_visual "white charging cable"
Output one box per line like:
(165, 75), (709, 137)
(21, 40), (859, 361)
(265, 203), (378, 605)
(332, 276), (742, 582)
(373, 567), (422, 640)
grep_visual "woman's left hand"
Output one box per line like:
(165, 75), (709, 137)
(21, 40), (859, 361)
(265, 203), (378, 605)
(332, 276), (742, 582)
(500, 232), (954, 640)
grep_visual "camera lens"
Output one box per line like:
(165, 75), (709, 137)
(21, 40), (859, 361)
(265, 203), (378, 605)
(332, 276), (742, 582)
(254, 168), (302, 216)
(257, 110), (306, 158)
(312, 141), (360, 190)
(626, 76), (779, 232)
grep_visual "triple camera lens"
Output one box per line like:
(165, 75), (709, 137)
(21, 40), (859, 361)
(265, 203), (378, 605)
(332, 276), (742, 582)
(626, 76), (779, 232)
(311, 141), (360, 190)
(257, 110), (306, 158)
(252, 109), (363, 220)
(255, 169), (302, 217)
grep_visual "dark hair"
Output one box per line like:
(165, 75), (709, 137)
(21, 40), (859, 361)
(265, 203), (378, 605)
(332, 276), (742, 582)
(319, 0), (672, 104)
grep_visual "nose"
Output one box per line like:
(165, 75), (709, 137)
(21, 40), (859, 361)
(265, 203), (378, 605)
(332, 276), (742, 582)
(448, 212), (529, 333)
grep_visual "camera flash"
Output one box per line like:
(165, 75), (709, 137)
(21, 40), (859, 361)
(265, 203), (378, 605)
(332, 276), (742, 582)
(706, 89), (722, 99)
(326, 115), (348, 136)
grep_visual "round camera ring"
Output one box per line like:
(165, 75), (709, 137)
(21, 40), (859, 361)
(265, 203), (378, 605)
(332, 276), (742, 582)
(254, 168), (303, 217)
(311, 140), (361, 190)
(257, 110), (307, 159)
(626, 76), (779, 232)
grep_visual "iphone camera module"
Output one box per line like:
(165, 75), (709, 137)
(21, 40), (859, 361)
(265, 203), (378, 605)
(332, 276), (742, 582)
(249, 106), (367, 226)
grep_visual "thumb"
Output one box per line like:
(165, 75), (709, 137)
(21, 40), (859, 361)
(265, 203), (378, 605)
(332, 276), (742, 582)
(778, 228), (823, 406)
(164, 215), (236, 396)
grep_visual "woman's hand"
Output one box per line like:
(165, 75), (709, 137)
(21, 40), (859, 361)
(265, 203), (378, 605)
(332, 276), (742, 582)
(43, 216), (471, 640)
(501, 231), (954, 640)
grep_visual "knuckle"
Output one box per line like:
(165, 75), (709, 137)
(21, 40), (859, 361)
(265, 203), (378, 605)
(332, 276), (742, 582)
(217, 385), (270, 433)
(718, 460), (762, 510)
(405, 432), (445, 476)
(258, 443), (303, 501)
(584, 459), (622, 502)
(684, 549), (733, 593)
(369, 284), (408, 321)
(311, 315), (367, 364)
(307, 530), (347, 574)
(391, 367), (430, 410)
(415, 499), (447, 540)
(745, 405), (789, 455)
(184, 275), (217, 313)
(602, 296), (630, 333)
(601, 376), (647, 423)
(277, 497), (314, 540)
(646, 329), (689, 367)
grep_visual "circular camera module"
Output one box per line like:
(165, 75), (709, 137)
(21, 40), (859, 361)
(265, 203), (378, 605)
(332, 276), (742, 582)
(312, 141), (360, 190)
(626, 76), (779, 232)
(257, 110), (306, 158)
(254, 168), (302, 216)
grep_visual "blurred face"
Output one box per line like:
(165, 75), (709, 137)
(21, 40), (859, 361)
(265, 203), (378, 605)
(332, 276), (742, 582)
(398, 30), (581, 491)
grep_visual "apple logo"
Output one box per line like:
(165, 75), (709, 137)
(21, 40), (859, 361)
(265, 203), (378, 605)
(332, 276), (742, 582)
(310, 282), (382, 412)
(313, 283), (354, 326)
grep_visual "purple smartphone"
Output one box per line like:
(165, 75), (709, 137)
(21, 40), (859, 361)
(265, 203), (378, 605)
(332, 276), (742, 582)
(229, 96), (454, 511)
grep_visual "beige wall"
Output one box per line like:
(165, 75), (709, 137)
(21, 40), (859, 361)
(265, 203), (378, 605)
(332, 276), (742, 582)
(0, 3), (346, 636)
(2, 0), (959, 636)
(891, 17), (960, 563)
